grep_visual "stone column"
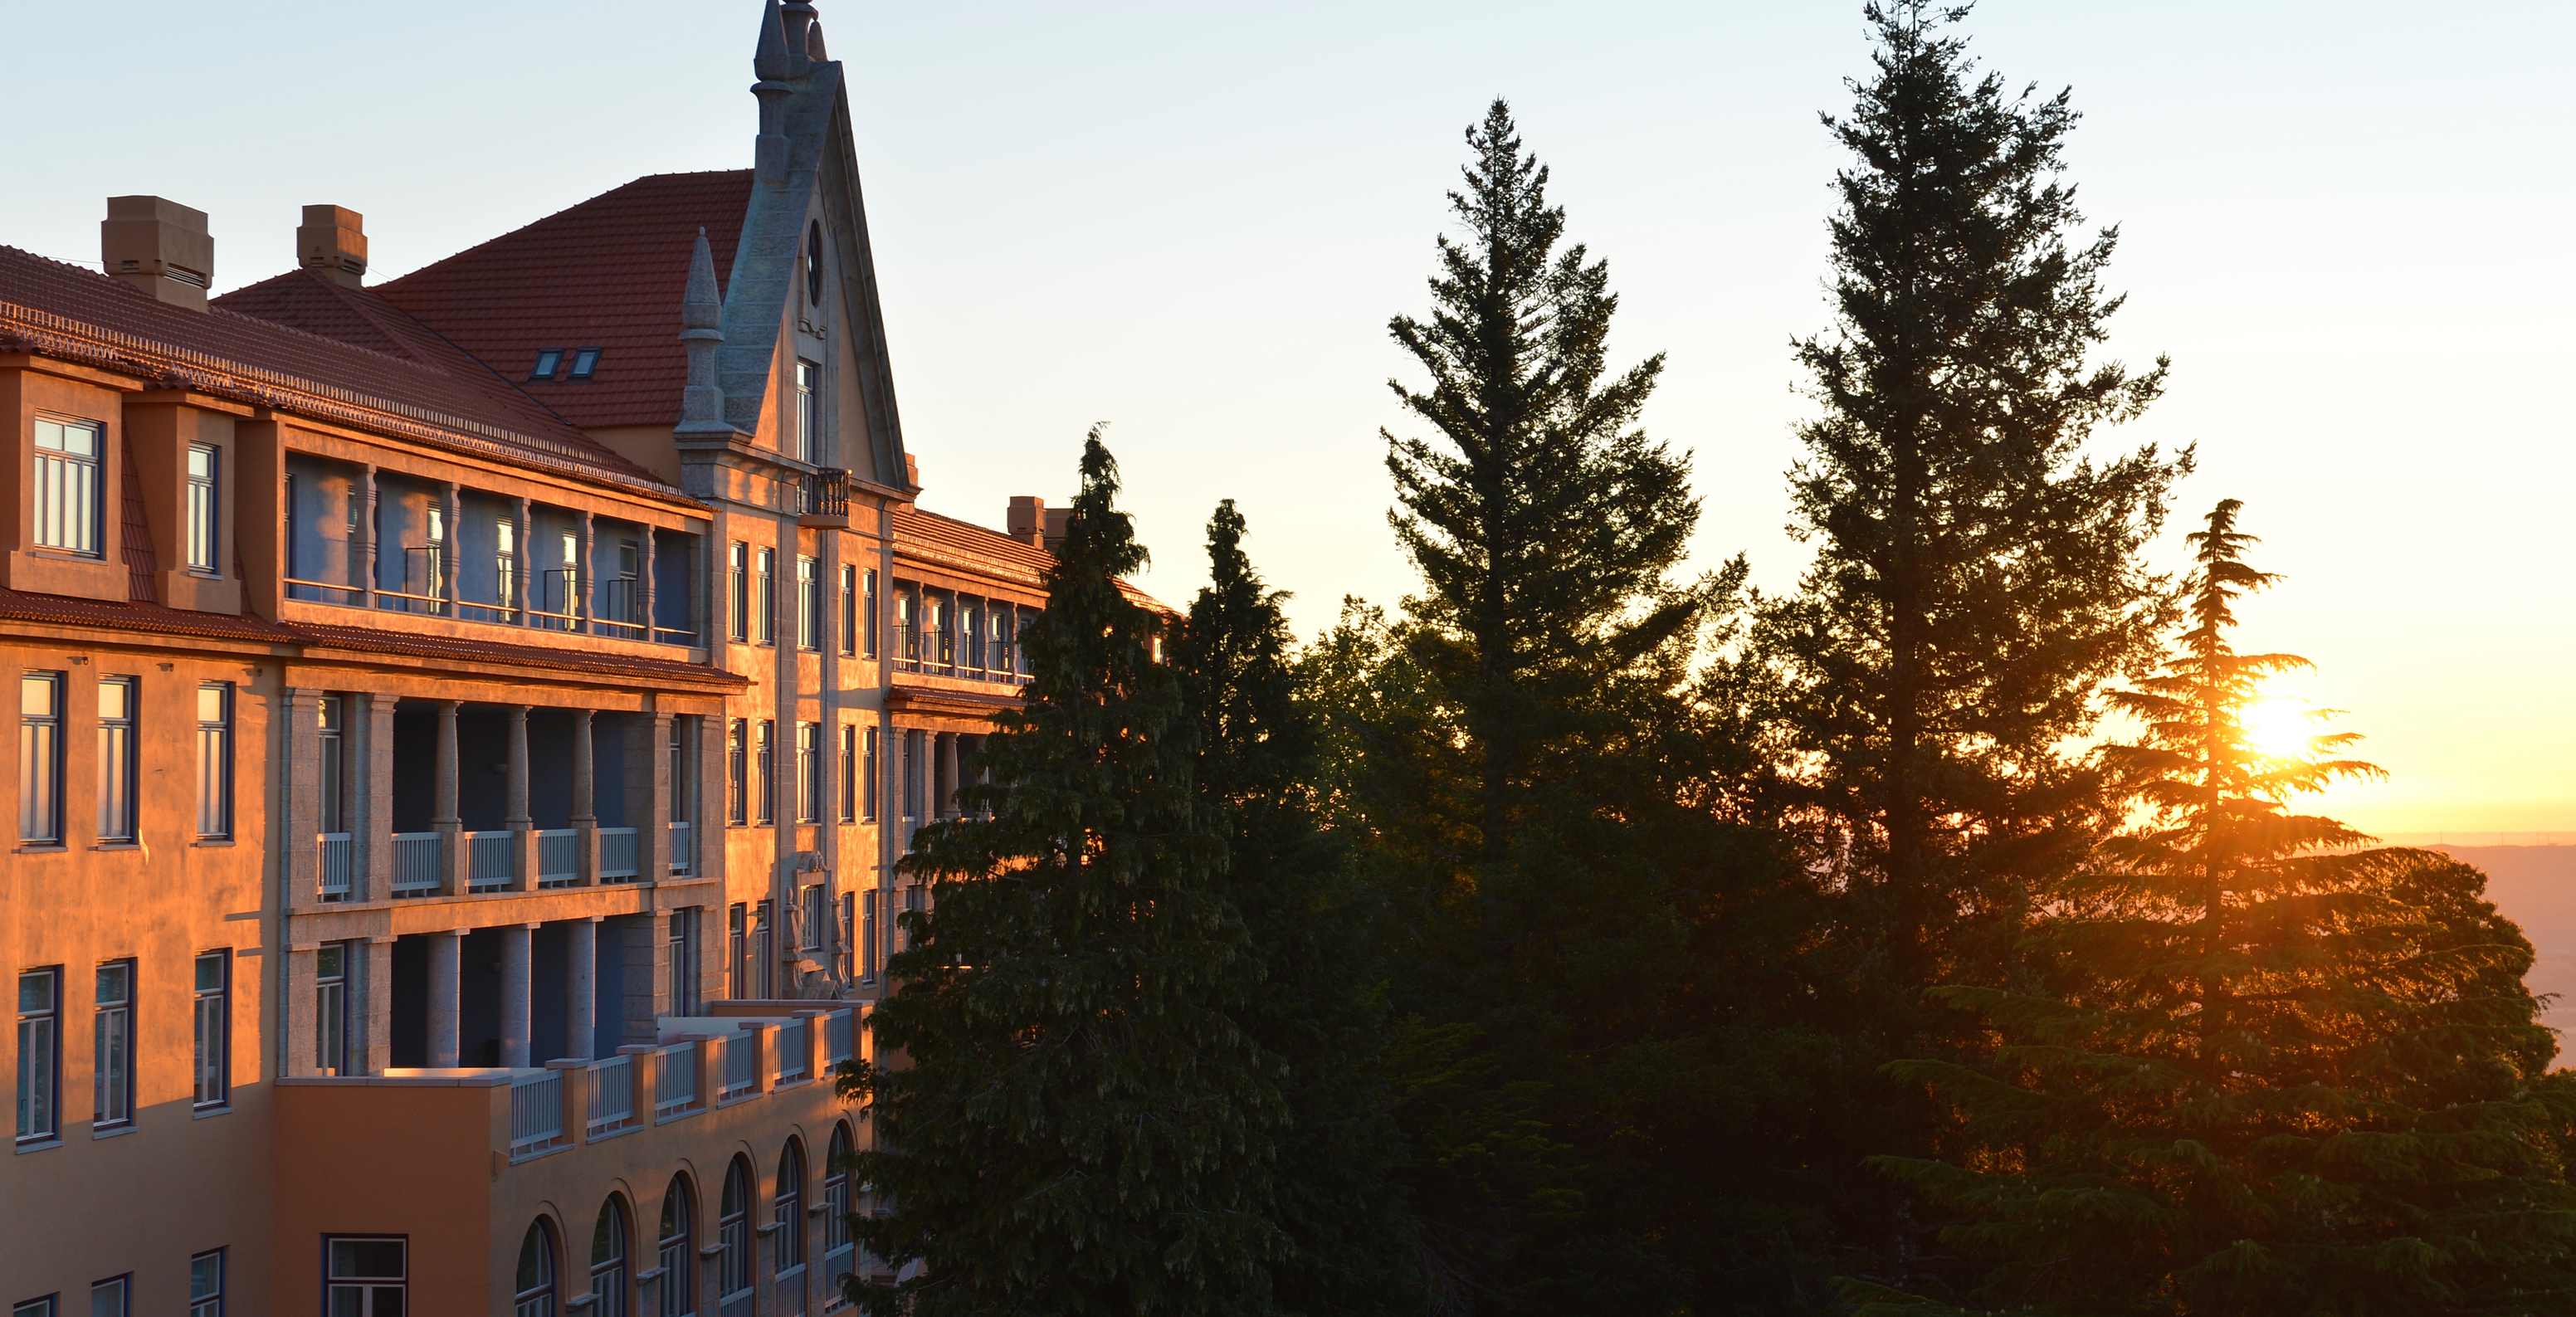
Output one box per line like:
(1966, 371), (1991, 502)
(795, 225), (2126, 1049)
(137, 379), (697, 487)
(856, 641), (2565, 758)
(427, 928), (465, 1069)
(362, 934), (394, 1076)
(568, 917), (599, 1061)
(283, 944), (318, 1077)
(441, 480), (462, 617)
(357, 465), (378, 610)
(433, 700), (466, 895)
(697, 713), (725, 885)
(578, 510), (596, 634)
(515, 495), (534, 627)
(937, 731), (959, 819)
(500, 922), (536, 1069)
(572, 708), (599, 885)
(640, 710), (674, 881)
(641, 524), (658, 641)
(359, 693), (394, 904)
(506, 705), (534, 890)
(281, 686), (322, 910)
(622, 913), (669, 1046)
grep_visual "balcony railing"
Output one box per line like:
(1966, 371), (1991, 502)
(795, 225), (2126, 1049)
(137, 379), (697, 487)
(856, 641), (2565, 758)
(776, 1018), (809, 1085)
(721, 1032), (758, 1100)
(656, 1041), (700, 1118)
(800, 467), (849, 520)
(392, 832), (442, 895)
(466, 830), (514, 890)
(827, 1010), (855, 1067)
(669, 821), (693, 876)
(319, 832), (354, 899)
(535, 829), (580, 886)
(585, 1055), (637, 1137)
(600, 827), (640, 880)
(510, 1069), (566, 1158)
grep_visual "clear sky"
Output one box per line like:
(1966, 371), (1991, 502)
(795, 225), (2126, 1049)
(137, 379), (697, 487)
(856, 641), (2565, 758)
(7, 1), (2569, 837)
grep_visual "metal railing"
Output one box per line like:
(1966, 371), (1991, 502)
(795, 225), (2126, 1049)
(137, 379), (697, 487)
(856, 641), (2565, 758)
(319, 832), (354, 899)
(827, 1008), (855, 1066)
(535, 829), (580, 886)
(669, 821), (693, 876)
(801, 467), (849, 519)
(776, 1018), (809, 1084)
(599, 827), (640, 880)
(466, 830), (515, 890)
(510, 1070), (565, 1158)
(284, 577), (363, 605)
(655, 1041), (699, 1117)
(721, 1032), (758, 1098)
(586, 1056), (637, 1136)
(391, 832), (442, 895)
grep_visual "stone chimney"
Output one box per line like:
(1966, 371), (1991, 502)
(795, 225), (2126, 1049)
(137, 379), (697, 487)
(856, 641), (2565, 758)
(1007, 497), (1071, 550)
(296, 205), (368, 288)
(101, 196), (214, 310)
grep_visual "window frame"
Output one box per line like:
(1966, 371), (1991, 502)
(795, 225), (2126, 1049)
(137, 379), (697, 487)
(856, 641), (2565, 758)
(22, 671), (64, 845)
(530, 349), (564, 381)
(861, 568), (878, 658)
(185, 441), (221, 575)
(16, 967), (60, 1145)
(32, 415), (105, 559)
(726, 719), (748, 827)
(754, 548), (777, 646)
(188, 1247), (225, 1317)
(324, 1236), (407, 1317)
(92, 960), (132, 1130)
(860, 726), (878, 823)
(755, 719), (775, 826)
(195, 683), (233, 840)
(96, 676), (137, 843)
(316, 942), (349, 1077)
(837, 724), (857, 824)
(837, 563), (856, 656)
(860, 890), (878, 983)
(568, 347), (603, 381)
(797, 555), (822, 651)
(727, 541), (749, 642)
(90, 1277), (129, 1317)
(774, 1141), (807, 1277)
(795, 359), (822, 464)
(656, 1178), (693, 1317)
(796, 721), (822, 824)
(193, 951), (230, 1110)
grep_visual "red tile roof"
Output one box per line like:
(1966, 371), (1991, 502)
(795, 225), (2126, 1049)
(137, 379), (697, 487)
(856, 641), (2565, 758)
(374, 171), (754, 430)
(290, 618), (745, 687)
(893, 506), (1164, 609)
(0, 588), (302, 645)
(0, 247), (685, 500)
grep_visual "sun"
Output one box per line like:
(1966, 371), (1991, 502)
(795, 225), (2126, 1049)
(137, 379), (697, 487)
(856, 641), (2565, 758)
(2239, 697), (2315, 760)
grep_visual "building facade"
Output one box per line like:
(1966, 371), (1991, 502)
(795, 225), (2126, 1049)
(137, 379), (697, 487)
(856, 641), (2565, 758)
(2, 3), (1056, 1313)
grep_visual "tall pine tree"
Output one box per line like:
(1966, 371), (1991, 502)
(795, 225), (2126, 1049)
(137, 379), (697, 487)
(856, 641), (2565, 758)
(840, 434), (1286, 1317)
(1861, 500), (2576, 1315)
(1173, 500), (1415, 1316)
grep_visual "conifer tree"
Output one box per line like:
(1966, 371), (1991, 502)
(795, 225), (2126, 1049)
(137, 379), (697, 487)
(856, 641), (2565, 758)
(1172, 501), (1414, 1315)
(1858, 500), (2576, 1315)
(839, 433), (1286, 1317)
(1751, 0), (2188, 1004)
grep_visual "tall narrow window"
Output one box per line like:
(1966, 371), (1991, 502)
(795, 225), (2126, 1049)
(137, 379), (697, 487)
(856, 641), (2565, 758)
(862, 568), (879, 658)
(96, 677), (136, 843)
(669, 721), (690, 827)
(186, 442), (221, 574)
(195, 683), (232, 839)
(755, 549), (777, 646)
(325, 1238), (406, 1316)
(92, 961), (131, 1129)
(317, 695), (345, 836)
(667, 910), (698, 1017)
(498, 517), (520, 614)
(21, 672), (62, 844)
(718, 1162), (754, 1310)
(514, 1222), (555, 1317)
(727, 541), (749, 641)
(188, 1249), (225, 1317)
(860, 890), (879, 983)
(316, 942), (349, 1077)
(728, 904), (747, 1001)
(795, 360), (822, 464)
(993, 605), (1016, 679)
(726, 719), (748, 827)
(837, 893), (854, 982)
(838, 563), (856, 656)
(901, 729), (924, 822)
(754, 901), (776, 1000)
(861, 726), (879, 822)
(895, 590), (916, 665)
(822, 1125), (855, 1272)
(90, 1277), (129, 1317)
(589, 1198), (629, 1317)
(193, 952), (229, 1109)
(32, 417), (104, 556)
(775, 1143), (807, 1279)
(802, 884), (827, 954)
(16, 968), (58, 1144)
(756, 720), (776, 825)
(797, 556), (822, 651)
(838, 724), (857, 823)
(797, 722), (822, 823)
(656, 1179), (693, 1317)
(901, 884), (925, 953)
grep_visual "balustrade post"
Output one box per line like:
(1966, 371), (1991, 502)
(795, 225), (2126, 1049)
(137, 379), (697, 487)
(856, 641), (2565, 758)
(515, 496), (534, 627)
(578, 509), (596, 634)
(641, 523), (658, 641)
(616, 1043), (657, 1136)
(433, 700), (466, 895)
(507, 705), (535, 891)
(441, 480), (462, 617)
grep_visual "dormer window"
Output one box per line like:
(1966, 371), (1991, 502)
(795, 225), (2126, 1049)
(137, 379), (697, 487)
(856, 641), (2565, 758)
(529, 349), (562, 380)
(568, 348), (601, 380)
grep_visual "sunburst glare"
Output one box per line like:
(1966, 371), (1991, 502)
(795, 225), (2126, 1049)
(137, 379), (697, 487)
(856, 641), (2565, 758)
(2239, 696), (2317, 760)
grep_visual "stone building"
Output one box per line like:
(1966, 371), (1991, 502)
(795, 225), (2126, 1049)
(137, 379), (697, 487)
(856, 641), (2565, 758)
(1, 2), (1066, 1312)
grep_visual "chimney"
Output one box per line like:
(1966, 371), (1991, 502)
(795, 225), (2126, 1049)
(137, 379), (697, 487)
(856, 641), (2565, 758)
(297, 205), (368, 288)
(101, 196), (214, 310)
(1007, 497), (1046, 546)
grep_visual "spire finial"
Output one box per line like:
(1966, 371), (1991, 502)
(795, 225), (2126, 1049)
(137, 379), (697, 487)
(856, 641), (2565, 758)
(753, 0), (790, 80)
(682, 227), (720, 330)
(677, 226), (728, 430)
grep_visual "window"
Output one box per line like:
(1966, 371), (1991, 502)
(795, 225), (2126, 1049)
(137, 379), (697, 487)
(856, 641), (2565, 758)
(16, 968), (58, 1144)
(727, 542), (749, 642)
(837, 564), (856, 656)
(901, 884), (924, 953)
(530, 349), (563, 380)
(960, 598), (983, 671)
(725, 719), (747, 827)
(656, 1178), (693, 1317)
(929, 595), (952, 666)
(900, 729), (923, 822)
(861, 890), (878, 983)
(802, 884), (827, 954)
(515, 1222), (557, 1317)
(861, 569), (878, 658)
(795, 360), (820, 464)
(325, 1237), (406, 1316)
(316, 943), (349, 1077)
(718, 1161), (754, 1309)
(188, 1249), (224, 1317)
(667, 910), (698, 1018)
(498, 517), (520, 614)
(837, 724), (857, 823)
(185, 443), (221, 574)
(895, 590), (915, 664)
(775, 1142), (807, 1278)
(797, 722), (822, 823)
(589, 1198), (629, 1317)
(861, 726), (880, 822)
(22, 673), (63, 844)
(756, 720), (775, 825)
(10, 1298), (54, 1317)
(754, 902), (776, 1000)
(727, 905), (747, 1002)
(755, 549), (776, 646)
(797, 555), (821, 651)
(568, 348), (602, 380)
(32, 417), (104, 557)
(822, 1124), (855, 1274)
(195, 684), (232, 839)
(318, 695), (345, 836)
(96, 678), (136, 843)
(193, 952), (228, 1109)
(837, 893), (854, 984)
(92, 962), (130, 1129)
(90, 1277), (129, 1317)
(993, 605), (1016, 678)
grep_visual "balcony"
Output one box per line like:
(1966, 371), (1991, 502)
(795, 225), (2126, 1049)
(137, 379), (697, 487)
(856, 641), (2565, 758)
(356, 822), (698, 902)
(798, 467), (849, 528)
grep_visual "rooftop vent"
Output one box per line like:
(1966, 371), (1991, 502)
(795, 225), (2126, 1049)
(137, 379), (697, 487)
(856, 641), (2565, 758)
(297, 204), (368, 289)
(101, 196), (214, 310)
(1007, 496), (1070, 550)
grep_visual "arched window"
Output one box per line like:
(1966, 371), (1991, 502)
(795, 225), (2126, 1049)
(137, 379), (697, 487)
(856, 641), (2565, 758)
(590, 1197), (630, 1317)
(719, 1158), (755, 1314)
(776, 1139), (807, 1280)
(656, 1177), (693, 1317)
(822, 1123), (856, 1280)
(515, 1219), (557, 1317)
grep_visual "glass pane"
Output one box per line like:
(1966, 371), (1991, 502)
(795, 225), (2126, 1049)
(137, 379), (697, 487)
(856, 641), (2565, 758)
(189, 445), (214, 480)
(97, 680), (126, 721)
(198, 685), (225, 724)
(331, 1238), (405, 1279)
(191, 1251), (222, 1298)
(23, 676), (54, 717)
(373, 1290), (404, 1317)
(328, 1288), (364, 1317)
(197, 955), (224, 993)
(95, 964), (125, 1004)
(318, 944), (344, 980)
(20, 971), (51, 1013)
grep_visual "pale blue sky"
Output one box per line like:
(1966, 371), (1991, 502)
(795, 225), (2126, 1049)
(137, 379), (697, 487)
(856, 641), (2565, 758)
(7, 2), (2570, 832)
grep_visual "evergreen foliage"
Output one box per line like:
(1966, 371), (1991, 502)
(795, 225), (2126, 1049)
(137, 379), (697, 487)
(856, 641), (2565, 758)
(838, 433), (1286, 1317)
(1858, 501), (2576, 1315)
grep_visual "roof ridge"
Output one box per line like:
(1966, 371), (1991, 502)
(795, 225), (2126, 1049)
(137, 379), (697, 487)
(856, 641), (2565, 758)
(377, 168), (757, 295)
